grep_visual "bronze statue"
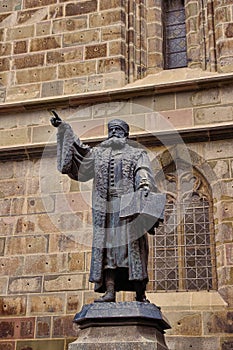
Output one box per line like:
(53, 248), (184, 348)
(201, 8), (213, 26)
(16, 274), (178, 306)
(50, 111), (164, 303)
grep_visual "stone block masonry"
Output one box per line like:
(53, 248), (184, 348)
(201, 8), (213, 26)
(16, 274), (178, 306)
(0, 83), (233, 349)
(0, 0), (233, 102)
(0, 0), (129, 103)
(0, 1), (233, 350)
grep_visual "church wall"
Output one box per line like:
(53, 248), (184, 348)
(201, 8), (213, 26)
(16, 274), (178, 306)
(0, 82), (233, 349)
(0, 0), (233, 349)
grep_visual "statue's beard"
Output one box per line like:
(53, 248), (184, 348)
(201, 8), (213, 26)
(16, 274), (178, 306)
(101, 136), (127, 149)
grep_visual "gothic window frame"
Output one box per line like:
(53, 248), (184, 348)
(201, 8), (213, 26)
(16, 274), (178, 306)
(162, 0), (188, 69)
(148, 160), (217, 292)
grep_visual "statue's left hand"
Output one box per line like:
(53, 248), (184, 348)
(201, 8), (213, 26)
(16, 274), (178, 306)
(140, 185), (150, 197)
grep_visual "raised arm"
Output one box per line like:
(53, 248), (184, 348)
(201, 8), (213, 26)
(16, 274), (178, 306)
(50, 111), (94, 182)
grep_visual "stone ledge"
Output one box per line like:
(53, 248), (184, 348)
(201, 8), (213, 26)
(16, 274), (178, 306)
(148, 291), (228, 311)
(0, 70), (233, 114)
(0, 123), (233, 161)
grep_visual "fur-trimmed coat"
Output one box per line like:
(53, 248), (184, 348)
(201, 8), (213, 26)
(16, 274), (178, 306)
(56, 122), (156, 292)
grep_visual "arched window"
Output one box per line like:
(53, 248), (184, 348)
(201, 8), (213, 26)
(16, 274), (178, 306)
(148, 160), (217, 292)
(163, 0), (188, 69)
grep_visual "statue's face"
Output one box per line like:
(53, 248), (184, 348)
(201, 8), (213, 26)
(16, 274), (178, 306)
(108, 125), (125, 139)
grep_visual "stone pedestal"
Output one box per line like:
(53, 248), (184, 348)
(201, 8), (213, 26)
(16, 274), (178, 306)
(69, 302), (171, 350)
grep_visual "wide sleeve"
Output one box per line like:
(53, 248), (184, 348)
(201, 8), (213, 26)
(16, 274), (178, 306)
(56, 121), (94, 182)
(134, 151), (157, 191)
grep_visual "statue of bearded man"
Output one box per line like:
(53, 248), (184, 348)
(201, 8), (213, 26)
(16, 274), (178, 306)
(51, 113), (162, 303)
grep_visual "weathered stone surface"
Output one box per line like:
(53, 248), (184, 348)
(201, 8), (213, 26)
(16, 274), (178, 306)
(0, 43), (12, 56)
(0, 317), (35, 339)
(41, 81), (64, 98)
(217, 39), (233, 58)
(24, 0), (56, 8)
(0, 342), (15, 350)
(165, 312), (202, 336)
(0, 179), (26, 197)
(24, 253), (67, 275)
(49, 233), (89, 253)
(53, 315), (76, 337)
(89, 10), (124, 28)
(0, 126), (32, 147)
(28, 294), (65, 315)
(36, 20), (51, 36)
(221, 84), (233, 103)
(204, 311), (233, 334)
(6, 84), (41, 102)
(30, 36), (61, 52)
(99, 0), (123, 10)
(0, 162), (14, 179)
(221, 337), (233, 350)
(8, 276), (42, 294)
(204, 140), (233, 160)
(31, 124), (56, 143)
(47, 47), (83, 64)
(66, 292), (82, 313)
(6, 235), (49, 255)
(16, 340), (64, 350)
(0, 0), (21, 12)
(27, 196), (55, 214)
(52, 17), (87, 33)
(65, 0), (97, 16)
(0, 296), (26, 316)
(13, 54), (45, 69)
(0, 277), (8, 295)
(191, 88), (221, 106)
(16, 67), (57, 84)
(109, 40), (125, 56)
(194, 106), (233, 125)
(15, 217), (35, 233)
(58, 61), (96, 79)
(36, 316), (51, 338)
(0, 237), (5, 255)
(0, 217), (15, 236)
(6, 25), (34, 40)
(17, 8), (47, 25)
(0, 256), (24, 276)
(225, 243), (233, 265)
(69, 324), (169, 350)
(43, 273), (88, 292)
(37, 214), (60, 233)
(68, 252), (85, 272)
(208, 160), (230, 179)
(221, 201), (233, 220)
(64, 77), (87, 94)
(219, 286), (233, 307)
(63, 29), (99, 46)
(87, 75), (104, 91)
(101, 25), (124, 41)
(85, 43), (107, 59)
(166, 336), (219, 350)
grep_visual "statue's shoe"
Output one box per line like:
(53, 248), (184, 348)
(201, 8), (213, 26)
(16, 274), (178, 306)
(94, 291), (116, 303)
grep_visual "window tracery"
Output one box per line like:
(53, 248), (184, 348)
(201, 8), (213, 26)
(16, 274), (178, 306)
(163, 0), (188, 69)
(148, 161), (217, 292)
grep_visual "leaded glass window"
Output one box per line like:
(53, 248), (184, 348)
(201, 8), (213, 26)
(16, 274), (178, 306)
(148, 161), (217, 292)
(163, 0), (188, 69)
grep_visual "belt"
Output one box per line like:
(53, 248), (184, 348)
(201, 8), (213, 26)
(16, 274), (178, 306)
(107, 188), (125, 197)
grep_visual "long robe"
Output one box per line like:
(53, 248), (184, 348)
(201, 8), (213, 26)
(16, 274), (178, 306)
(56, 122), (157, 293)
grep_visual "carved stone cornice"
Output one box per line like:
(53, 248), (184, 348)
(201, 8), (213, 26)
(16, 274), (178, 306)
(0, 124), (233, 161)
